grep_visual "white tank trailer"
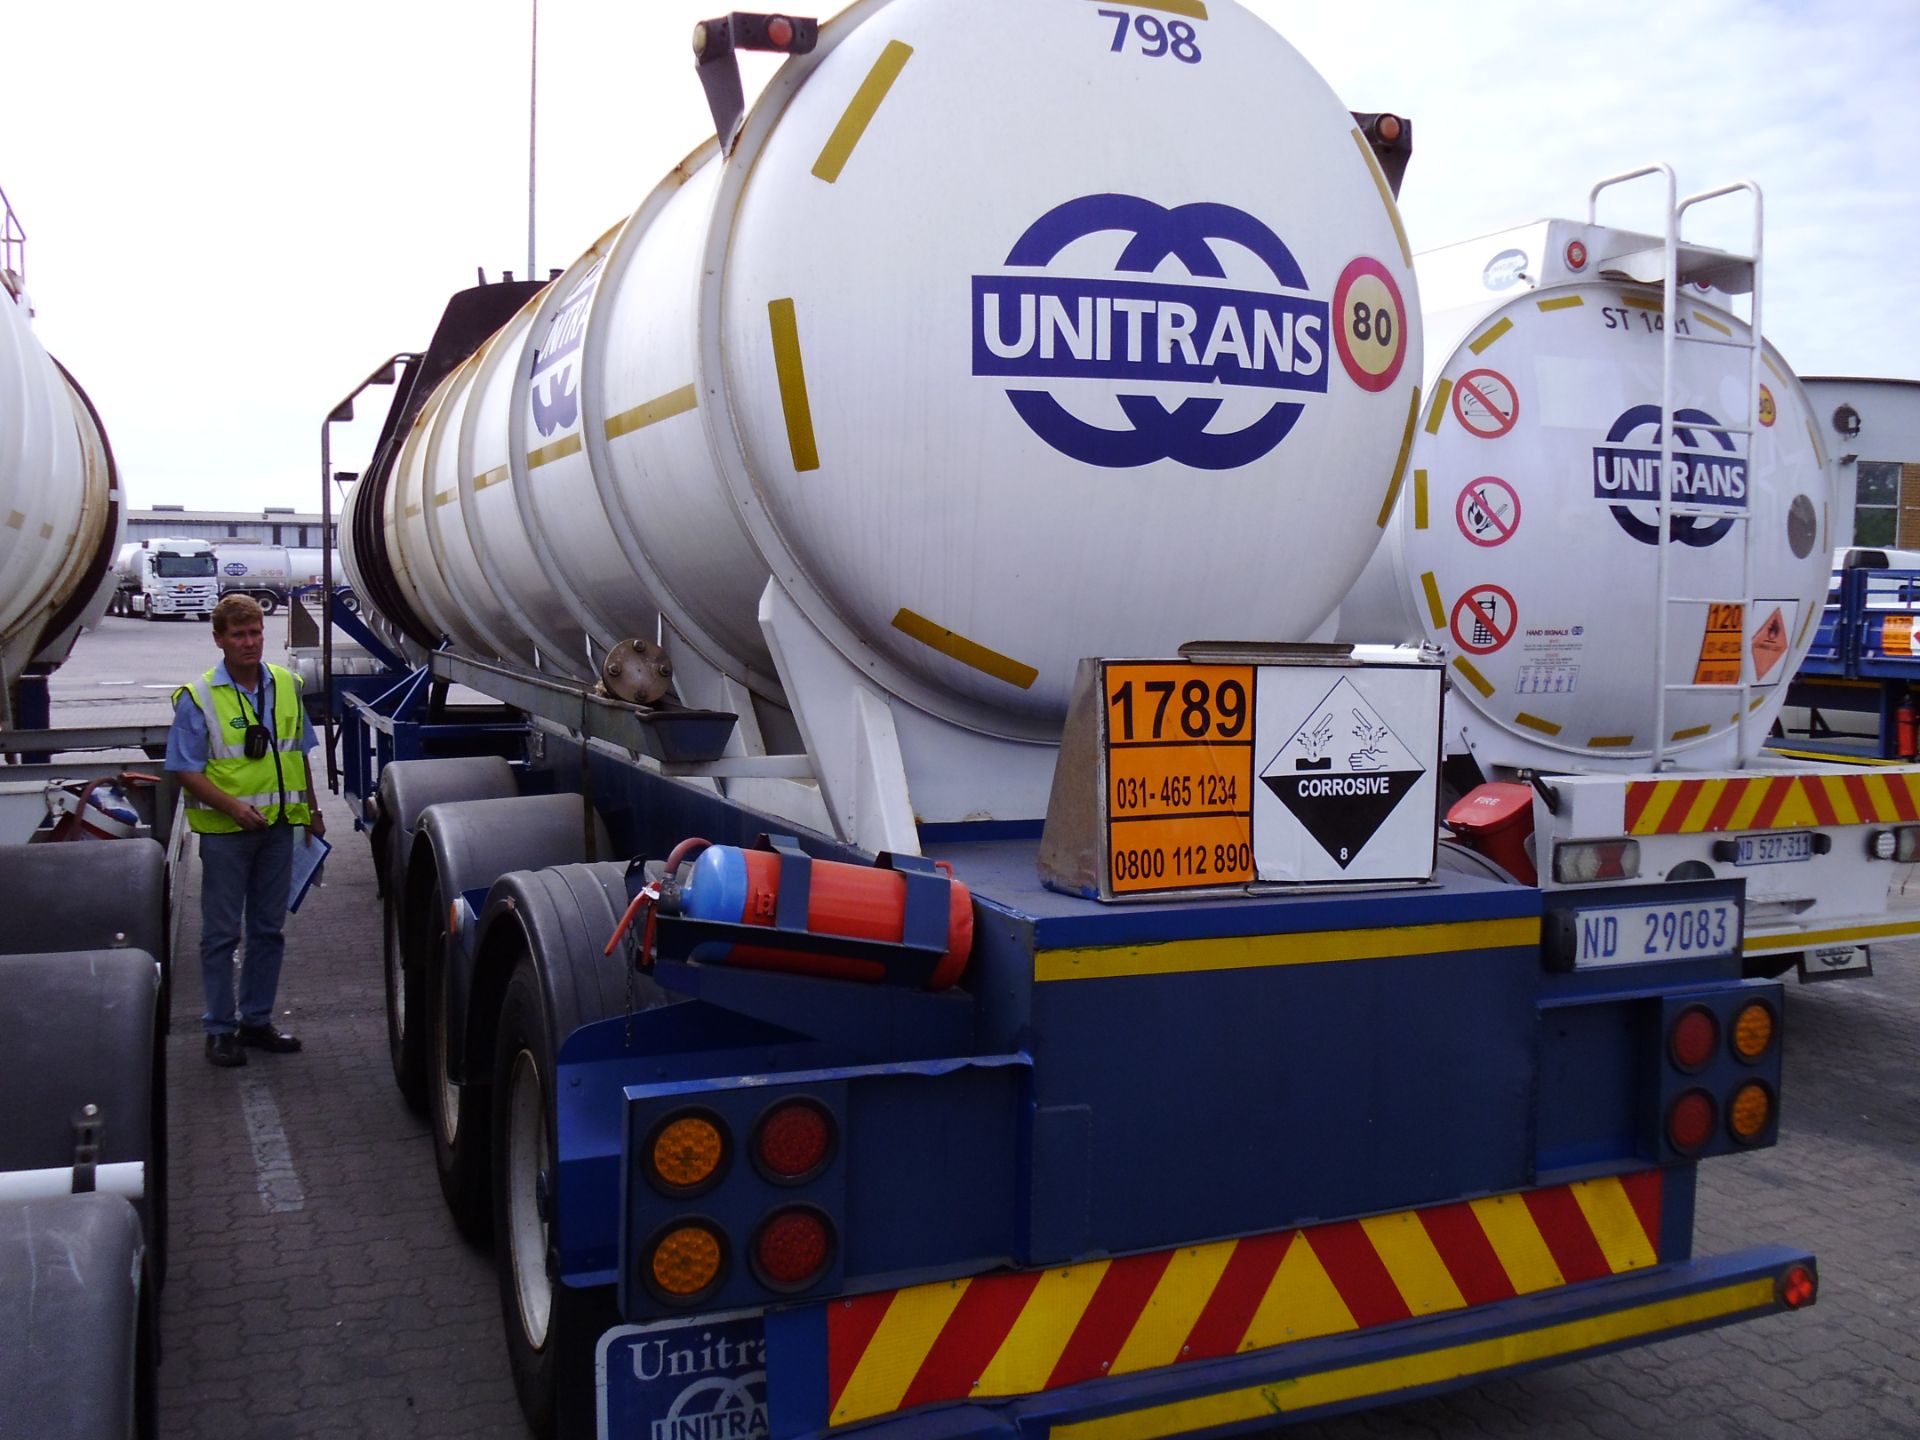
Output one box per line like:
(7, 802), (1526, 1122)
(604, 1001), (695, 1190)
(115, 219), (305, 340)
(341, 0), (1425, 841)
(0, 282), (120, 725)
(1339, 213), (1831, 777)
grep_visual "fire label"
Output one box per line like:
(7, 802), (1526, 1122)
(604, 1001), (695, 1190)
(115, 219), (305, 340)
(1456, 477), (1521, 547)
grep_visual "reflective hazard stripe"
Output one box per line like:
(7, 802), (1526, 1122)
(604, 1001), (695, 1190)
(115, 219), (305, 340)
(192, 679), (251, 759)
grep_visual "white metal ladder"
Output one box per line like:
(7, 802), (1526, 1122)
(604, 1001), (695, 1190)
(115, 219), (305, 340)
(1588, 165), (1765, 770)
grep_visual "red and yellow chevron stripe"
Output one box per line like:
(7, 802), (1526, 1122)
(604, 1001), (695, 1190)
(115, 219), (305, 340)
(824, 1171), (1663, 1426)
(1625, 771), (1920, 836)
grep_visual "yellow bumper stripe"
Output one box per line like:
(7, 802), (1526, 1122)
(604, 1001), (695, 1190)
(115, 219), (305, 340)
(813, 41), (914, 183)
(1035, 917), (1540, 983)
(1241, 1236), (1356, 1351)
(1745, 916), (1920, 956)
(1361, 1212), (1466, 1317)
(974, 1262), (1112, 1398)
(834, 1280), (970, 1423)
(1469, 1193), (1565, 1295)
(1112, 1246), (1238, 1376)
(1571, 1177), (1658, 1274)
(1052, 1279), (1776, 1440)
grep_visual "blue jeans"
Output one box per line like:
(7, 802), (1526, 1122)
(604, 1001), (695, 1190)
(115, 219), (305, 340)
(199, 824), (296, 1033)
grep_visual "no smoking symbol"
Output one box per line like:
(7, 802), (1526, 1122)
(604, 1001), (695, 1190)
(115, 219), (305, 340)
(1452, 368), (1519, 439)
(1450, 585), (1518, 655)
(1456, 477), (1520, 547)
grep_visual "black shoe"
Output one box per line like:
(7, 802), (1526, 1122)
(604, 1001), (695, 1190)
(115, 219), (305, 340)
(206, 1032), (247, 1067)
(237, 1024), (303, 1054)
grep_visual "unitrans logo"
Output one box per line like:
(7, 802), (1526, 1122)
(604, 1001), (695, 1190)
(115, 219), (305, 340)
(629, 1330), (768, 1440)
(971, 194), (1328, 469)
(1592, 404), (1748, 547)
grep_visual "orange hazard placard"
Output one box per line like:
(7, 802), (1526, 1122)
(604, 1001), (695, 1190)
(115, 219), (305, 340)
(1694, 603), (1744, 685)
(1103, 661), (1255, 894)
(1885, 615), (1917, 658)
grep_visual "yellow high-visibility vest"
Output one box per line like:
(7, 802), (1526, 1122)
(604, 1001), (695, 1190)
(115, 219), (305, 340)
(172, 662), (311, 833)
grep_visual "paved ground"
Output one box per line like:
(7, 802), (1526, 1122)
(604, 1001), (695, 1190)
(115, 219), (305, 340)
(67, 616), (1920, 1438)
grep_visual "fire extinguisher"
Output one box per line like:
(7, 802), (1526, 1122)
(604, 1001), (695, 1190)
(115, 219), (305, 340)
(1898, 694), (1918, 760)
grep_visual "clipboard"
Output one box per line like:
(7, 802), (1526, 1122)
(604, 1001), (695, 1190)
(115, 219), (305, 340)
(289, 831), (332, 913)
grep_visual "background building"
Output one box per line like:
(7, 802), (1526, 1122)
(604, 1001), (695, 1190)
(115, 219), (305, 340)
(1801, 377), (1920, 550)
(126, 506), (336, 548)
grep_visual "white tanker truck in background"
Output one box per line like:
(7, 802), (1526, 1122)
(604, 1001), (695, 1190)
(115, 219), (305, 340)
(1338, 171), (1920, 979)
(1, 188), (168, 1438)
(210, 543), (345, 614)
(111, 534), (218, 620)
(320, 5), (1824, 1436)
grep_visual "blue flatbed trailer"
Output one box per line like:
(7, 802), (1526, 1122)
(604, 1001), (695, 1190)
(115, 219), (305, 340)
(343, 663), (1816, 1440)
(1779, 563), (1920, 763)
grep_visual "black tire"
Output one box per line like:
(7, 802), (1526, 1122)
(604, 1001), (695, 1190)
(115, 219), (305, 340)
(252, 589), (279, 616)
(492, 950), (561, 1438)
(428, 879), (492, 1243)
(384, 886), (428, 1113)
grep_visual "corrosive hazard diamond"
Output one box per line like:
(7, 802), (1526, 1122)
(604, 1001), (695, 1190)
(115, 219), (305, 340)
(1751, 607), (1789, 682)
(1261, 677), (1423, 870)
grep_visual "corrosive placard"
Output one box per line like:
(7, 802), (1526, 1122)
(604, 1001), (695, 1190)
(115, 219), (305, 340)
(1252, 664), (1442, 882)
(1102, 662), (1255, 895)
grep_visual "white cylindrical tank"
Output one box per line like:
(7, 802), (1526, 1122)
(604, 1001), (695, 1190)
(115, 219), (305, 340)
(0, 286), (117, 693)
(1340, 228), (1830, 773)
(344, 0), (1422, 736)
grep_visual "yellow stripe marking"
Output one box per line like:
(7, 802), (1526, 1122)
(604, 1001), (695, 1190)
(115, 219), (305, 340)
(1088, 0), (1209, 16)
(1727, 778), (1770, 831)
(404, 503), (422, 519)
(812, 41), (914, 183)
(37, 522), (52, 539)
(1826, 776), (1860, 826)
(1468, 318), (1512, 354)
(1360, 1212), (1466, 1317)
(1468, 1193), (1566, 1295)
(1746, 916), (1920, 955)
(3, 511), (22, 530)
(833, 1279), (971, 1422)
(1537, 295), (1585, 312)
(1515, 711), (1562, 736)
(1683, 778), (1728, 832)
(1862, 771), (1898, 818)
(526, 433), (583, 469)
(768, 298), (821, 472)
(1419, 571), (1445, 628)
(1796, 605), (1817, 650)
(1692, 309), (1733, 336)
(1034, 917), (1540, 984)
(433, 488), (455, 509)
(1240, 1234), (1356, 1351)
(605, 383), (697, 440)
(1112, 1243), (1237, 1376)
(1375, 387), (1420, 529)
(1413, 469), (1428, 530)
(974, 1261), (1112, 1397)
(473, 464), (510, 493)
(1631, 782), (1682, 836)
(1748, 694), (1767, 713)
(1764, 353), (1787, 383)
(1767, 746), (1913, 768)
(1452, 656), (1495, 698)
(891, 608), (1037, 689)
(1587, 735), (1635, 748)
(1622, 294), (1663, 312)
(1349, 129), (1411, 268)
(1424, 378), (1453, 434)
(1670, 723), (1713, 741)
(1773, 780), (1817, 827)
(1053, 1279), (1776, 1440)
(1570, 1177), (1658, 1274)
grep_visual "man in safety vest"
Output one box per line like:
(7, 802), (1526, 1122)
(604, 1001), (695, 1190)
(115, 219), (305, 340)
(166, 594), (327, 1067)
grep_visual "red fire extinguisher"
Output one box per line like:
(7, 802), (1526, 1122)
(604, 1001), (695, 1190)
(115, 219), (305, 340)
(1898, 695), (1918, 760)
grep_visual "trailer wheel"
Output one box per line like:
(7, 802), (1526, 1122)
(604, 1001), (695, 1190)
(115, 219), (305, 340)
(384, 888), (427, 1113)
(492, 949), (561, 1438)
(251, 589), (279, 616)
(427, 875), (491, 1242)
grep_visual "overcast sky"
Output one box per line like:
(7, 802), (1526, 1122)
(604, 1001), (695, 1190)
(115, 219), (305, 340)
(6, 0), (1916, 514)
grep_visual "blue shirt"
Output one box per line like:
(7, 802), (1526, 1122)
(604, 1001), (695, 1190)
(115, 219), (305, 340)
(165, 661), (318, 774)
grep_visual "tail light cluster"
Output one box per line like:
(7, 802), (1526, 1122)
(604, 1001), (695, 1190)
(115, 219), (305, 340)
(637, 1095), (841, 1308)
(1659, 992), (1782, 1160)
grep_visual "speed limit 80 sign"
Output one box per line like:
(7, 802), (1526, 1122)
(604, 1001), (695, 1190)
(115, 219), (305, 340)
(1332, 256), (1408, 393)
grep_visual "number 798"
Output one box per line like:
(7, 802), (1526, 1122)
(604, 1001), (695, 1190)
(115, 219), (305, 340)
(1096, 9), (1202, 62)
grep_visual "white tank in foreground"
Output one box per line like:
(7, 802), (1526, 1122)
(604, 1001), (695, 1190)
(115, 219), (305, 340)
(1340, 216), (1830, 774)
(344, 0), (1422, 742)
(0, 283), (118, 713)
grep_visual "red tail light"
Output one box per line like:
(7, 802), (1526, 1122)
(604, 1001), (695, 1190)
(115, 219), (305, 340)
(754, 1098), (834, 1183)
(1668, 1006), (1719, 1073)
(753, 1207), (833, 1290)
(1780, 1264), (1817, 1310)
(1666, 1089), (1716, 1154)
